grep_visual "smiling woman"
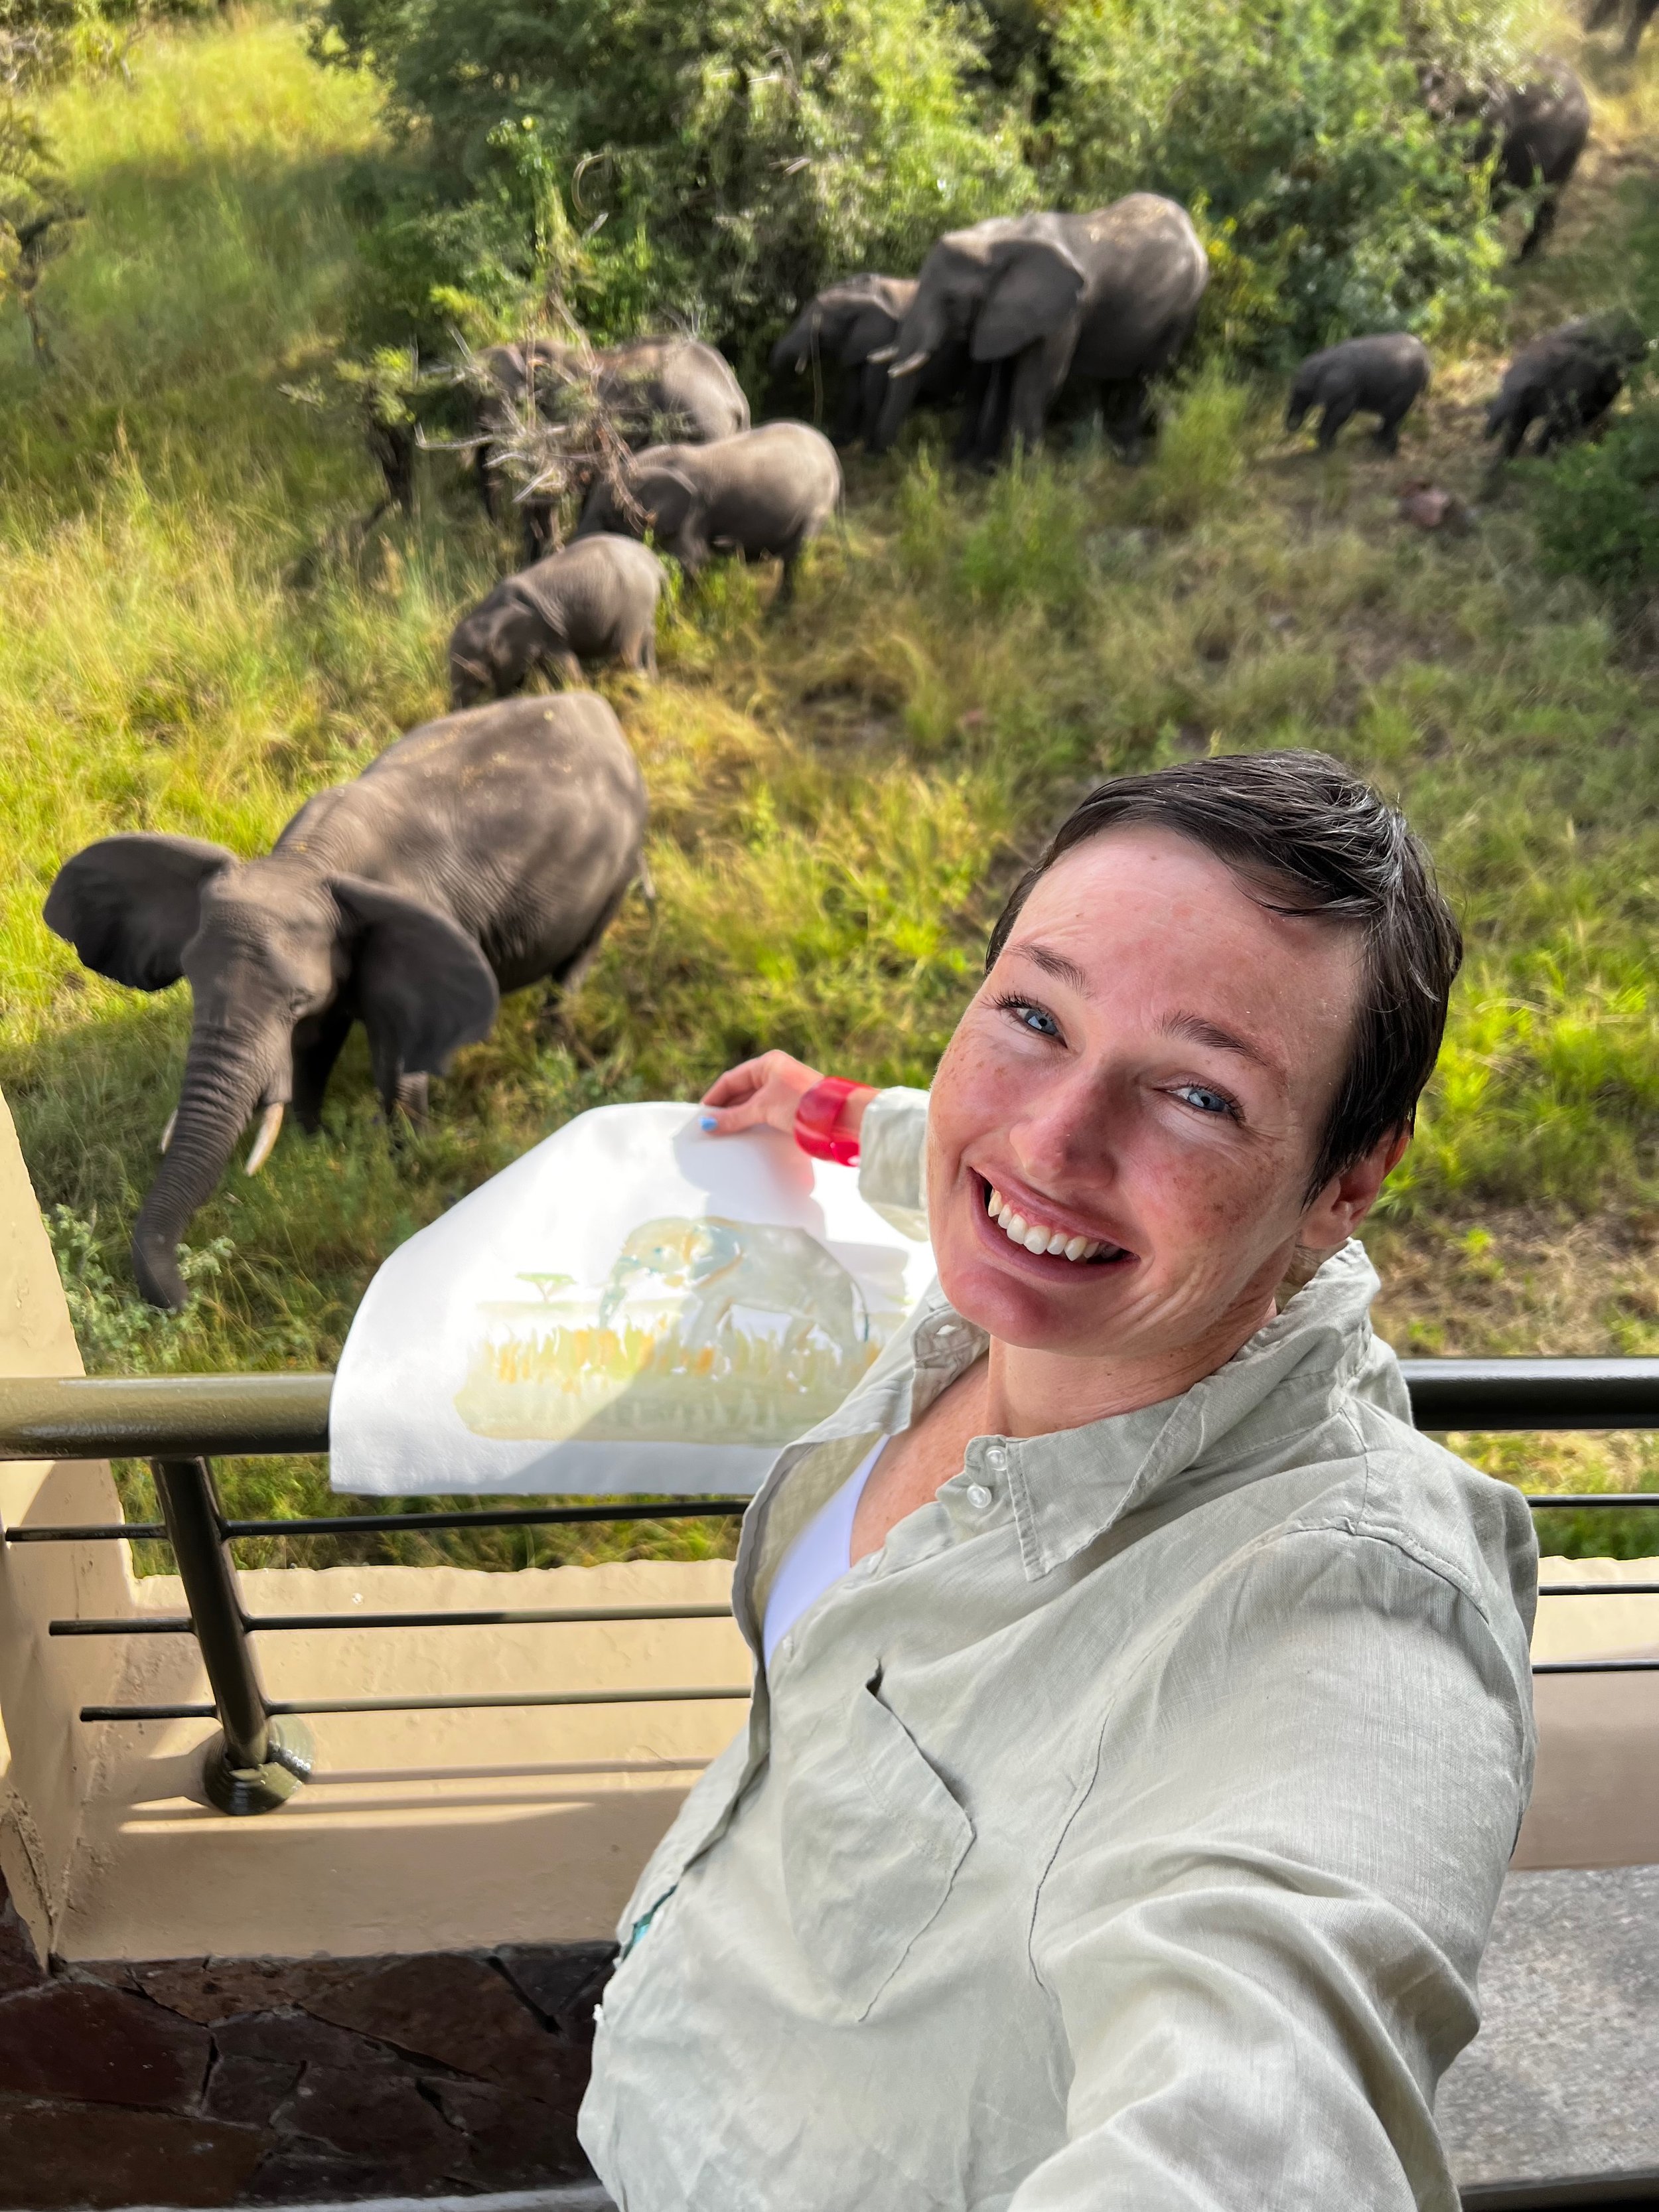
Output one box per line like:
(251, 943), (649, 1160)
(583, 751), (1536, 2211)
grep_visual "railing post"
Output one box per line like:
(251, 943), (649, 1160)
(150, 1457), (312, 1815)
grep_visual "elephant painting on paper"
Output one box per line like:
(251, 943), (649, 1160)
(598, 1218), (869, 1363)
(871, 194), (1210, 465)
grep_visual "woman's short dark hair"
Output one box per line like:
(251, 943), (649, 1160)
(985, 751), (1463, 1199)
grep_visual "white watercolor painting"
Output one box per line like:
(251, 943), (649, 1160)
(329, 1103), (935, 1496)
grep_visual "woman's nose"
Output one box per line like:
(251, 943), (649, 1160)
(1007, 1092), (1119, 1194)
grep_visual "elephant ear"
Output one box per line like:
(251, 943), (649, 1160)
(330, 876), (500, 1090)
(43, 832), (237, 990)
(972, 241), (1088, 362)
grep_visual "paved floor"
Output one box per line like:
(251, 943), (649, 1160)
(1440, 1862), (1659, 2195)
(134, 1868), (1656, 2211)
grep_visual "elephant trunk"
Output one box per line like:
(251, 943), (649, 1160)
(131, 1036), (269, 1310)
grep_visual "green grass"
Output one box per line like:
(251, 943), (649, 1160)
(1, 6), (1655, 1567)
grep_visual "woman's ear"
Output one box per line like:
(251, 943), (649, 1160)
(330, 876), (499, 1105)
(1299, 1125), (1412, 1254)
(44, 833), (237, 990)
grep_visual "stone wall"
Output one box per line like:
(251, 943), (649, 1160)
(0, 1872), (615, 2209)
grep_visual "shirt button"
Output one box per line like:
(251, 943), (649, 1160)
(985, 1443), (1007, 1469)
(966, 1483), (993, 1511)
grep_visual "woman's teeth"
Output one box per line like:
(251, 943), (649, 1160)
(985, 1188), (1117, 1264)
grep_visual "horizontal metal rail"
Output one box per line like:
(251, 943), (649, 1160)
(8, 1499), (750, 1545)
(3, 1359), (1658, 1469)
(54, 1603), (736, 1635)
(82, 1685), (753, 1720)
(1538, 1583), (1659, 1596)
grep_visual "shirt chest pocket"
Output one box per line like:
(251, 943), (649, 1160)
(779, 1675), (974, 2023)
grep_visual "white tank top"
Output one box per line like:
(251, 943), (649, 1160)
(761, 1439), (885, 1670)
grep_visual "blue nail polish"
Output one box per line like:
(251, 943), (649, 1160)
(699, 1116), (718, 1131)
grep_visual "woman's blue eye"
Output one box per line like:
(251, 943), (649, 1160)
(1009, 1002), (1060, 1037)
(1175, 1083), (1235, 1117)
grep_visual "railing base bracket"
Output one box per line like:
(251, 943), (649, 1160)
(202, 1716), (315, 1816)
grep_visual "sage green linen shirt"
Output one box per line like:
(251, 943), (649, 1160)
(580, 1088), (1538, 2212)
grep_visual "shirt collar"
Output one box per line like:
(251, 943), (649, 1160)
(831, 1239), (1385, 1581)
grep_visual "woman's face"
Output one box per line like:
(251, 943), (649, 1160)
(926, 826), (1374, 1366)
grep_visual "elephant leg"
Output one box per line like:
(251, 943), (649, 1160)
(1624, 0), (1656, 54)
(392, 1070), (429, 1131)
(1585, 0), (1620, 26)
(474, 445), (498, 520)
(521, 498), (558, 565)
(855, 361), (888, 448)
(1373, 404), (1409, 454)
(541, 645), (583, 690)
(1104, 379), (1155, 462)
(951, 361), (995, 464)
(830, 374), (864, 448)
(1005, 336), (1073, 459)
(1316, 395), (1358, 452)
(1518, 194), (1559, 261)
(291, 1001), (354, 1136)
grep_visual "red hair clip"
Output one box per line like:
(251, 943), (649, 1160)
(794, 1076), (861, 1167)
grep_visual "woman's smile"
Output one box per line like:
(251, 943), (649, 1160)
(967, 1169), (1136, 1271)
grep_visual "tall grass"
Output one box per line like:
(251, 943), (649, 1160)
(0, 8), (1654, 1565)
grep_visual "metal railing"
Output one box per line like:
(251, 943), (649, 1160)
(2, 1358), (1656, 1814)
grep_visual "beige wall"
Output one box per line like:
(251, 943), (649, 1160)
(0, 1088), (137, 1962)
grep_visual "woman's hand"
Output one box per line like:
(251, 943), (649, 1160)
(699, 1051), (875, 1143)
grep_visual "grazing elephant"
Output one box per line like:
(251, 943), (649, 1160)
(1585, 0), (1658, 59)
(1484, 317), (1647, 458)
(576, 422), (842, 604)
(870, 194), (1209, 465)
(449, 536), (666, 706)
(768, 275), (967, 448)
(44, 696), (649, 1309)
(1286, 334), (1431, 453)
(473, 336), (750, 555)
(598, 1217), (868, 1361)
(1427, 61), (1591, 259)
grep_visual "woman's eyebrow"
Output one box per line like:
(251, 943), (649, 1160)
(1161, 1009), (1277, 1074)
(1011, 941), (1093, 994)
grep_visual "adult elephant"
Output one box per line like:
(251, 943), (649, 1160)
(768, 275), (967, 449)
(871, 194), (1209, 465)
(44, 696), (648, 1309)
(473, 336), (750, 553)
(1425, 61), (1590, 260)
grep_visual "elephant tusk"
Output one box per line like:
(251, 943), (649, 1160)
(159, 1109), (177, 1155)
(865, 343), (899, 364)
(244, 1101), (284, 1175)
(888, 351), (930, 380)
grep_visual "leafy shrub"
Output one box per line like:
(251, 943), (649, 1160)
(1531, 405), (1659, 593)
(315, 0), (1033, 363)
(1048, 0), (1515, 362)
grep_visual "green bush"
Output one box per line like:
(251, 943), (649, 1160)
(1048, 0), (1514, 362)
(315, 0), (1033, 362)
(1532, 406), (1659, 593)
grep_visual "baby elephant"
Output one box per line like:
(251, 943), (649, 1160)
(1484, 317), (1648, 459)
(577, 421), (841, 604)
(449, 536), (666, 706)
(1286, 334), (1431, 453)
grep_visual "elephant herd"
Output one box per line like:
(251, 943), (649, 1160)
(37, 35), (1644, 1309)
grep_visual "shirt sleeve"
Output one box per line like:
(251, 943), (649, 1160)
(855, 1085), (930, 1241)
(1015, 1524), (1534, 2212)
